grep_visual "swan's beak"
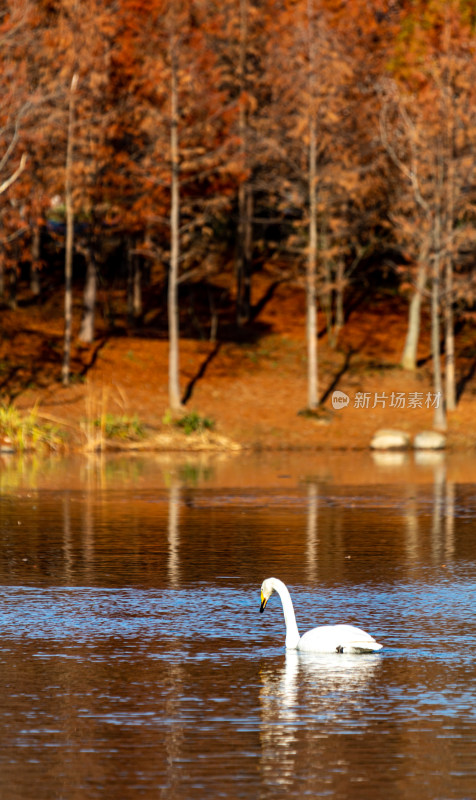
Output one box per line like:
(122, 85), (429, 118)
(260, 592), (268, 613)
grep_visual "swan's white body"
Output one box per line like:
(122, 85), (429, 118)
(260, 577), (383, 654)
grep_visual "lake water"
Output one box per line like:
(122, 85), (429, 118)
(1, 451), (476, 799)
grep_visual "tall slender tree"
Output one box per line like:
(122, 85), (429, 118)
(382, 0), (476, 424)
(262, 0), (356, 409)
(115, 0), (239, 410)
(62, 72), (78, 386)
(168, 30), (182, 411)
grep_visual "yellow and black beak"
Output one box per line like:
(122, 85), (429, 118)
(260, 593), (268, 613)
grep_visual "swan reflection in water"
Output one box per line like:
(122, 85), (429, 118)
(259, 649), (382, 787)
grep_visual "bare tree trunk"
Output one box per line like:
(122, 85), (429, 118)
(62, 73), (78, 386)
(236, 0), (252, 325)
(133, 257), (142, 319)
(306, 0), (318, 409)
(333, 257), (345, 343)
(401, 245), (429, 370)
(306, 179), (319, 410)
(127, 238), (142, 325)
(127, 237), (142, 325)
(431, 215), (446, 430)
(31, 224), (41, 298)
(168, 41), (182, 412)
(237, 185), (252, 324)
(127, 242), (134, 325)
(443, 13), (456, 413)
(78, 243), (97, 343)
(9, 263), (18, 309)
(444, 257), (456, 410)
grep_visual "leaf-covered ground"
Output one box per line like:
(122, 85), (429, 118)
(2, 268), (476, 452)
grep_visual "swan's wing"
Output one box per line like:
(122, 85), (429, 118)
(297, 624), (383, 654)
(330, 624), (383, 653)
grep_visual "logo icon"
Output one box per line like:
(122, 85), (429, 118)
(332, 390), (350, 410)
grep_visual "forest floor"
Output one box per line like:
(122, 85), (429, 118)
(2, 266), (476, 453)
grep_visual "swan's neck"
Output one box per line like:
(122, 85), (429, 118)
(272, 579), (300, 649)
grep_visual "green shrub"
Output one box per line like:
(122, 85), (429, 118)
(174, 412), (215, 436)
(93, 413), (145, 440)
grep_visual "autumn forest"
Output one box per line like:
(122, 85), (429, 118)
(1, 0), (476, 443)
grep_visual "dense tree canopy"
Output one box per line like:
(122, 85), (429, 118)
(1, 0), (475, 413)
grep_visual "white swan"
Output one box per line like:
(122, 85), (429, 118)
(260, 577), (383, 653)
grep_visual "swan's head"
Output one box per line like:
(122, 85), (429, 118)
(260, 578), (275, 613)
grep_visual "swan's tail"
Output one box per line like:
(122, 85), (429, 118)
(342, 639), (383, 654)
